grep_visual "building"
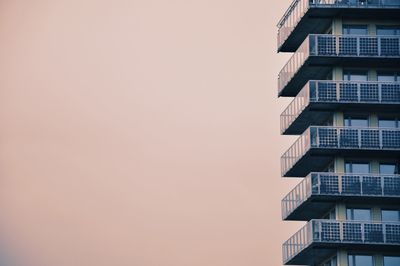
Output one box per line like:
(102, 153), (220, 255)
(277, 1), (400, 266)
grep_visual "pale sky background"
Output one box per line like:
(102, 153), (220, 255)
(0, 1), (301, 265)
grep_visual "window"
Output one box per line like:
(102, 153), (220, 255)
(321, 256), (337, 266)
(343, 70), (368, 81)
(322, 208), (336, 220)
(345, 162), (370, 173)
(379, 119), (398, 128)
(380, 163), (399, 174)
(343, 25), (368, 35)
(377, 71), (399, 82)
(347, 208), (371, 221)
(344, 116), (369, 127)
(382, 210), (400, 222)
(348, 255), (374, 266)
(377, 26), (400, 36)
(384, 256), (400, 266)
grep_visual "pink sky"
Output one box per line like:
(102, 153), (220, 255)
(0, 1), (300, 265)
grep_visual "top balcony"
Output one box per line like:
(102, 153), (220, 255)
(278, 0), (400, 52)
(278, 34), (400, 97)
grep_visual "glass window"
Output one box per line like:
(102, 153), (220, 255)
(377, 26), (400, 36)
(384, 256), (400, 266)
(322, 208), (336, 220)
(343, 70), (368, 81)
(377, 72), (398, 82)
(321, 256), (337, 266)
(344, 116), (369, 127)
(343, 25), (368, 35)
(382, 210), (400, 222)
(379, 119), (398, 128)
(380, 163), (398, 174)
(348, 255), (374, 266)
(347, 208), (371, 221)
(345, 162), (370, 173)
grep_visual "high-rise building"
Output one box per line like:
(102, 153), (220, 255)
(277, 1), (400, 266)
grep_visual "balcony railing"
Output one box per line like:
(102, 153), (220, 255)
(283, 219), (400, 264)
(278, 34), (400, 96)
(281, 81), (400, 134)
(278, 0), (400, 51)
(282, 172), (400, 220)
(281, 126), (400, 176)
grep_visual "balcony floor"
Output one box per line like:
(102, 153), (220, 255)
(284, 148), (400, 177)
(280, 56), (400, 97)
(283, 102), (400, 135)
(285, 195), (400, 221)
(286, 242), (400, 265)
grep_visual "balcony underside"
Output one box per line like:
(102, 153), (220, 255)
(280, 56), (399, 97)
(285, 195), (400, 221)
(284, 148), (400, 177)
(279, 7), (400, 52)
(286, 242), (400, 265)
(284, 102), (400, 135)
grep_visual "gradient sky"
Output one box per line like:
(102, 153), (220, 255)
(0, 1), (301, 265)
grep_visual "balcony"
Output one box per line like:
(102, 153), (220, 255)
(278, 34), (400, 97)
(281, 126), (400, 177)
(281, 81), (400, 135)
(282, 172), (400, 220)
(278, 0), (400, 52)
(283, 219), (400, 265)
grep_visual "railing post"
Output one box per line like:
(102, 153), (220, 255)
(336, 81), (340, 101)
(378, 36), (381, 56)
(378, 83), (382, 102)
(383, 223), (386, 244)
(339, 221), (344, 242)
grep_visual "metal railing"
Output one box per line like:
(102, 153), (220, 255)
(283, 219), (400, 264)
(278, 0), (400, 49)
(278, 34), (400, 95)
(282, 172), (400, 219)
(281, 81), (400, 134)
(281, 126), (400, 176)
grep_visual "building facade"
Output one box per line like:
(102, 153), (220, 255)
(277, 1), (400, 266)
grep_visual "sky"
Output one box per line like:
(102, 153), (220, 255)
(0, 1), (301, 265)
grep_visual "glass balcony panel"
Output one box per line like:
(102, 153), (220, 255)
(340, 83), (359, 102)
(318, 128), (338, 147)
(361, 129), (380, 148)
(342, 176), (362, 194)
(339, 128), (359, 148)
(321, 221), (340, 241)
(386, 224), (400, 243)
(360, 37), (378, 56)
(384, 177), (400, 196)
(364, 223), (384, 242)
(381, 37), (400, 56)
(320, 174), (340, 194)
(362, 176), (382, 195)
(339, 36), (358, 56)
(360, 83), (378, 102)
